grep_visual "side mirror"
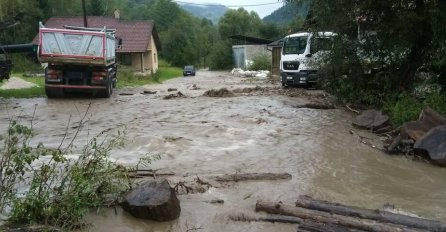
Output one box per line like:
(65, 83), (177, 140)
(305, 53), (313, 58)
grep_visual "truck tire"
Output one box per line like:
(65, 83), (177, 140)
(45, 87), (64, 98)
(101, 78), (112, 98)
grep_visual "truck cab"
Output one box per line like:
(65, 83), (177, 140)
(280, 32), (335, 87)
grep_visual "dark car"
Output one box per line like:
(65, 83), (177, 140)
(183, 65), (196, 76)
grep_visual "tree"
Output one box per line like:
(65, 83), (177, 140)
(89, 0), (105, 16)
(218, 8), (262, 38)
(285, 0), (446, 103)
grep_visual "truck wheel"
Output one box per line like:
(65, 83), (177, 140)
(102, 79), (112, 98)
(45, 87), (64, 98)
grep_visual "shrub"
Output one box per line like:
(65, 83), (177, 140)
(247, 53), (271, 71)
(383, 93), (423, 127)
(10, 54), (42, 73)
(0, 107), (159, 230)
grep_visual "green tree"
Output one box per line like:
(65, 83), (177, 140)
(89, 0), (106, 16)
(218, 8), (262, 38)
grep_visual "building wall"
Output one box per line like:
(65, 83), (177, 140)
(232, 45), (270, 69)
(118, 35), (159, 73)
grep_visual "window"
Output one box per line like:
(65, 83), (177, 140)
(119, 54), (132, 65)
(283, 36), (308, 55)
(154, 53), (156, 64)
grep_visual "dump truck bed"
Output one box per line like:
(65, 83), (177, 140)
(38, 28), (115, 66)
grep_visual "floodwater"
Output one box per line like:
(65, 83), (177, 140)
(1, 71), (446, 232)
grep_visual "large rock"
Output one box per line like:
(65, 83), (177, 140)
(414, 125), (446, 166)
(352, 110), (389, 131)
(122, 179), (181, 221)
(401, 107), (446, 141)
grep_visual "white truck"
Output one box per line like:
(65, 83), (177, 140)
(38, 24), (118, 98)
(280, 32), (335, 87)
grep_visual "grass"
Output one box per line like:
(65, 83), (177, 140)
(117, 65), (183, 88)
(0, 64), (183, 98)
(0, 73), (45, 98)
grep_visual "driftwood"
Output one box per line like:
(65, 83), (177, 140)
(298, 220), (366, 232)
(126, 169), (175, 179)
(214, 172), (292, 182)
(296, 102), (336, 110)
(349, 130), (385, 152)
(229, 213), (304, 224)
(255, 201), (427, 232)
(295, 195), (446, 232)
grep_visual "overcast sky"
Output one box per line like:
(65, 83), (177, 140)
(175, 0), (285, 18)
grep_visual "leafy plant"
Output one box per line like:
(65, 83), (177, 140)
(0, 105), (159, 230)
(247, 53), (272, 71)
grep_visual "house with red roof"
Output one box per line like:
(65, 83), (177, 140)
(33, 16), (161, 73)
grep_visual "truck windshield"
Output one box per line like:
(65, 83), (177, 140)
(283, 36), (308, 55)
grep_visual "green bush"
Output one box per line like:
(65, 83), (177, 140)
(383, 93), (423, 127)
(247, 53), (271, 71)
(0, 110), (162, 230)
(10, 54), (42, 73)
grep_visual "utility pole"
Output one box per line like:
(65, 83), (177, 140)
(82, 0), (88, 27)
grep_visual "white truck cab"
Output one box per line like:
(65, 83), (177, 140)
(280, 32), (336, 87)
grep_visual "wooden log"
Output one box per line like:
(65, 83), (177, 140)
(229, 214), (366, 232)
(295, 195), (446, 231)
(255, 201), (427, 232)
(298, 220), (366, 232)
(229, 213), (304, 224)
(214, 173), (292, 182)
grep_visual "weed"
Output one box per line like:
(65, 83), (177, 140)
(0, 105), (159, 230)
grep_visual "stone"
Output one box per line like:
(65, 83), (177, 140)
(401, 107), (446, 141)
(122, 179), (181, 221)
(414, 125), (446, 166)
(352, 110), (389, 131)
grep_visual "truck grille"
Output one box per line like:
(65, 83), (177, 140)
(283, 61), (300, 70)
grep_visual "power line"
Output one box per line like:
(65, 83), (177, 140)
(173, 1), (283, 7)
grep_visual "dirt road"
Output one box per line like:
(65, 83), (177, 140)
(1, 71), (446, 232)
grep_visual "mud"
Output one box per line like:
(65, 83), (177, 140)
(203, 88), (233, 97)
(1, 71), (446, 232)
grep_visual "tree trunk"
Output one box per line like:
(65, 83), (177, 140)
(255, 201), (427, 232)
(295, 195), (446, 232)
(398, 0), (432, 90)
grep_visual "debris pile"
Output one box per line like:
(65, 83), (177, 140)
(203, 88), (234, 97)
(231, 68), (270, 79)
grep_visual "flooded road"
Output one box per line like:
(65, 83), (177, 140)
(1, 71), (446, 231)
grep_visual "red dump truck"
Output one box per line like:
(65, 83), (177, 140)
(38, 24), (118, 98)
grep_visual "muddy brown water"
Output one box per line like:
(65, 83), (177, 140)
(1, 71), (446, 232)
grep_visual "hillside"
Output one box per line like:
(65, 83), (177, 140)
(179, 3), (228, 25)
(263, 1), (309, 25)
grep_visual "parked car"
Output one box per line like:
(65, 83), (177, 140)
(183, 65), (196, 76)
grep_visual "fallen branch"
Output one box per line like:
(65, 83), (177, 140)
(214, 173), (292, 182)
(349, 130), (386, 152)
(295, 195), (446, 232)
(255, 201), (427, 232)
(346, 104), (360, 114)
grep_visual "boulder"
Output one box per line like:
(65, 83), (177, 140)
(122, 179), (181, 221)
(352, 110), (389, 131)
(414, 125), (446, 166)
(401, 107), (446, 141)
